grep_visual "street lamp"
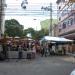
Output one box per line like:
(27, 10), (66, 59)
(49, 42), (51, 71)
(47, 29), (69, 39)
(21, 0), (28, 9)
(41, 3), (53, 36)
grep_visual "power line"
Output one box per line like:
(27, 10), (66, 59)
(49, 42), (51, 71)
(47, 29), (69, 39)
(4, 3), (58, 16)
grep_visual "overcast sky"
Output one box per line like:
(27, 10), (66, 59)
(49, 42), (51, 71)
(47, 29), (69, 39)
(5, 0), (57, 30)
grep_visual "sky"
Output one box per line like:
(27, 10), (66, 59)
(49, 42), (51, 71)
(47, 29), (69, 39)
(5, 0), (57, 30)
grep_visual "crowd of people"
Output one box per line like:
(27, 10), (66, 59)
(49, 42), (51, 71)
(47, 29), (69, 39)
(0, 38), (66, 60)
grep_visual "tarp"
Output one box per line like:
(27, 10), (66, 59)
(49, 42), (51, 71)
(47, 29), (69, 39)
(41, 36), (73, 42)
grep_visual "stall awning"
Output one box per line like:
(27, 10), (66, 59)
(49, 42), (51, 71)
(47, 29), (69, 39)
(41, 36), (73, 42)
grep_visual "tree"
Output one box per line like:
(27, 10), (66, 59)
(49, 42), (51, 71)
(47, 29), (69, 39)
(23, 28), (36, 39)
(34, 29), (49, 40)
(5, 19), (24, 37)
(23, 28), (48, 40)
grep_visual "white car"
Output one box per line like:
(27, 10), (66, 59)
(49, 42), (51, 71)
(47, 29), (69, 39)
(70, 70), (75, 75)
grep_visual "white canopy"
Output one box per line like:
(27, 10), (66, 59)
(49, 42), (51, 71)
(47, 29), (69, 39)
(28, 38), (33, 40)
(42, 36), (73, 42)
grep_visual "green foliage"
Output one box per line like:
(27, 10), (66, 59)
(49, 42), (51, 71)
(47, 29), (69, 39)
(5, 19), (24, 37)
(35, 29), (49, 40)
(40, 19), (57, 30)
(4, 19), (50, 40)
(23, 28), (36, 39)
(23, 28), (48, 40)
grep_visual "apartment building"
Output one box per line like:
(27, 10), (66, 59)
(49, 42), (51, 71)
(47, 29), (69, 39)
(56, 0), (75, 53)
(0, 0), (5, 39)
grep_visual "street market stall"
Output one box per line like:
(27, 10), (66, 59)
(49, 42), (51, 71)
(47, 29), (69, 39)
(41, 36), (73, 42)
(40, 36), (74, 55)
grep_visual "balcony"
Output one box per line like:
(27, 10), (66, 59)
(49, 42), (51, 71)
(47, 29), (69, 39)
(69, 0), (75, 2)
(59, 8), (75, 22)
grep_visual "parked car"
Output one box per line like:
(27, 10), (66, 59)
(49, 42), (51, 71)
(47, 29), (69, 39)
(70, 69), (75, 75)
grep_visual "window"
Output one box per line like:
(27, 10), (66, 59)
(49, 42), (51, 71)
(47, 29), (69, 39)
(70, 19), (73, 25)
(67, 20), (70, 26)
(62, 22), (66, 29)
(68, 18), (74, 26)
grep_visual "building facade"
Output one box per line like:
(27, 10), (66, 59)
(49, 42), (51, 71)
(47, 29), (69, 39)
(56, 0), (75, 53)
(52, 24), (59, 37)
(0, 0), (5, 39)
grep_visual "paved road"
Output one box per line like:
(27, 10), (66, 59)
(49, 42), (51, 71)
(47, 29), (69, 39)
(0, 56), (75, 75)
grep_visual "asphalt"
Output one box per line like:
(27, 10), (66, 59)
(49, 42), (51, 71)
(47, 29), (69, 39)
(0, 56), (75, 75)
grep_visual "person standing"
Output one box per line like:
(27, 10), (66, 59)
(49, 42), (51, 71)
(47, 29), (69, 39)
(2, 43), (8, 59)
(48, 43), (52, 56)
(62, 46), (66, 55)
(44, 43), (48, 57)
(18, 45), (23, 60)
(41, 46), (45, 57)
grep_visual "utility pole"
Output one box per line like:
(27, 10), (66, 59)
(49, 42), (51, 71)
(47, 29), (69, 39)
(41, 3), (53, 36)
(49, 3), (52, 36)
(0, 0), (5, 38)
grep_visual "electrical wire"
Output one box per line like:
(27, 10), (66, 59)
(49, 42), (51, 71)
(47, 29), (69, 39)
(2, 3), (58, 16)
